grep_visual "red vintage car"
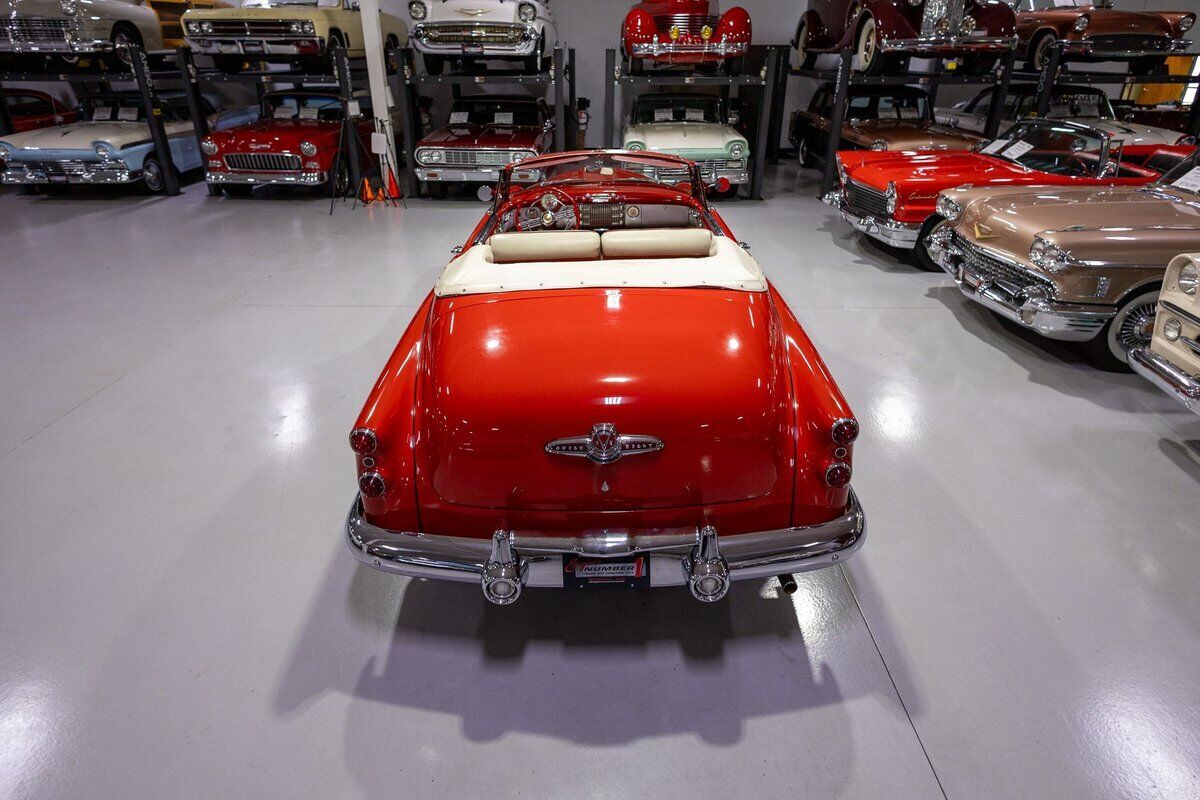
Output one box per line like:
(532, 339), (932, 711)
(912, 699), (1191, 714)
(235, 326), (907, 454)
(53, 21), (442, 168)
(828, 118), (1196, 269)
(622, 0), (751, 74)
(1014, 0), (1194, 73)
(201, 90), (389, 196)
(794, 0), (1017, 76)
(345, 150), (865, 605)
(3, 89), (77, 133)
(414, 94), (554, 199)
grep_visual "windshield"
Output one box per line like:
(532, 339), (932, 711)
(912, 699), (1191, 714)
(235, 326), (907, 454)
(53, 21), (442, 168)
(1158, 150), (1200, 195)
(848, 92), (929, 122)
(501, 152), (699, 195)
(447, 99), (542, 127)
(632, 95), (722, 125)
(81, 96), (184, 123)
(981, 122), (1108, 176)
(1012, 90), (1114, 120)
(262, 93), (344, 121)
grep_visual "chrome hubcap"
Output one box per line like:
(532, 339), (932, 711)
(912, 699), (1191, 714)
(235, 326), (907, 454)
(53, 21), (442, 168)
(1116, 302), (1157, 350)
(144, 161), (162, 191)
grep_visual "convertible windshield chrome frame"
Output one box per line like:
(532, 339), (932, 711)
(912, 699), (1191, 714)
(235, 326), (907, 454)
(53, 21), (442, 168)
(984, 118), (1114, 177)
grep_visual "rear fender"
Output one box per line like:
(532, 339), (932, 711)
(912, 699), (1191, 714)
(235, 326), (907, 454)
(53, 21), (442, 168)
(715, 6), (751, 45)
(622, 7), (656, 52)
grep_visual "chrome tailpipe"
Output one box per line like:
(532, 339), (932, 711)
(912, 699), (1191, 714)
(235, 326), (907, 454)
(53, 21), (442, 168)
(481, 530), (524, 605)
(685, 526), (731, 602)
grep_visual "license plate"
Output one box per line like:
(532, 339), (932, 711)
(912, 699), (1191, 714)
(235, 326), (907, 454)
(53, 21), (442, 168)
(562, 555), (651, 590)
(461, 44), (484, 55)
(243, 40), (264, 53)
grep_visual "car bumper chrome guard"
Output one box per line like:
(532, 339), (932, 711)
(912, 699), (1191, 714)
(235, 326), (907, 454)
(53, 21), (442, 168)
(878, 34), (1017, 53)
(1129, 346), (1200, 415)
(346, 489), (866, 604)
(1, 165), (136, 185)
(630, 41), (748, 57)
(823, 189), (921, 249)
(206, 170), (327, 186)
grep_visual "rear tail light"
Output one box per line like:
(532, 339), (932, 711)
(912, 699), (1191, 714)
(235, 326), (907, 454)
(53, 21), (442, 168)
(825, 462), (852, 488)
(358, 471), (386, 497)
(831, 418), (859, 445)
(349, 427), (377, 455)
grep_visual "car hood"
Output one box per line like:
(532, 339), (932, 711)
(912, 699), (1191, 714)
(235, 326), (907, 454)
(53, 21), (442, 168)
(0, 120), (191, 151)
(624, 122), (745, 153)
(844, 150), (1032, 194)
(210, 119), (341, 151)
(1026, 8), (1173, 36)
(847, 119), (980, 150)
(417, 288), (791, 513)
(1078, 119), (1181, 146)
(421, 123), (542, 148)
(425, 0), (522, 24)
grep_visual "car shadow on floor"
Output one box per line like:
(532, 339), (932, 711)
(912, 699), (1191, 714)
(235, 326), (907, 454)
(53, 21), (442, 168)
(817, 216), (927, 276)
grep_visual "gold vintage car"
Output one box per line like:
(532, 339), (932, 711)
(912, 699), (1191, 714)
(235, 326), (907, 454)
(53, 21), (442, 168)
(182, 0), (407, 72)
(1129, 254), (1200, 414)
(927, 147), (1200, 370)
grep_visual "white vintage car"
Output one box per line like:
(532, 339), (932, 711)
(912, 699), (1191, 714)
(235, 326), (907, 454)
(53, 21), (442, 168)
(622, 92), (749, 196)
(1130, 254), (1200, 415)
(0, 92), (257, 192)
(407, 0), (556, 74)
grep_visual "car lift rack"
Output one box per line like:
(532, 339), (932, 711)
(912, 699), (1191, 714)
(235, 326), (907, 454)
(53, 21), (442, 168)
(601, 45), (788, 201)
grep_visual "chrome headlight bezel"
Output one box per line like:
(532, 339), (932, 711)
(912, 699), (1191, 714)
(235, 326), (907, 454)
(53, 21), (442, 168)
(93, 142), (115, 158)
(510, 149), (537, 163)
(1029, 236), (1073, 272)
(301, 20), (315, 34)
(289, 21), (303, 34)
(59, 0), (77, 15)
(299, 141), (318, 157)
(185, 20), (200, 35)
(200, 20), (213, 34)
(1179, 262), (1199, 296)
(408, 1), (427, 21)
(1163, 318), (1183, 341)
(200, 138), (218, 155)
(1179, 14), (1195, 33)
(870, 139), (887, 151)
(728, 141), (746, 159)
(1074, 14), (1090, 32)
(884, 181), (898, 215)
(625, 141), (645, 151)
(936, 194), (963, 222)
(518, 2), (537, 22)
(416, 147), (444, 164)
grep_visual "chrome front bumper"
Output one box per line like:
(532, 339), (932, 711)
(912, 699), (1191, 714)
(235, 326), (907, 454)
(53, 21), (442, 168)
(630, 41), (747, 58)
(411, 22), (539, 56)
(823, 189), (921, 248)
(185, 36), (324, 57)
(931, 231), (1113, 341)
(207, 170), (326, 185)
(416, 165), (541, 183)
(1, 163), (135, 185)
(879, 34), (1018, 53)
(1129, 346), (1200, 414)
(346, 490), (866, 604)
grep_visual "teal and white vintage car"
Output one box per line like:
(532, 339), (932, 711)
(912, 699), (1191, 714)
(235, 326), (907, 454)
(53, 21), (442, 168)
(622, 92), (749, 197)
(0, 92), (256, 193)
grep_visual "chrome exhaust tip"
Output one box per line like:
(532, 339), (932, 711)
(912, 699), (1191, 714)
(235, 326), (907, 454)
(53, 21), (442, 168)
(686, 526), (730, 603)
(481, 530), (523, 606)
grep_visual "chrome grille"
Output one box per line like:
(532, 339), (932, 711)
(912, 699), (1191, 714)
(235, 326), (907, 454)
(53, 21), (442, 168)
(443, 149), (519, 166)
(2, 16), (74, 43)
(652, 14), (718, 37)
(920, 0), (965, 36)
(954, 233), (1056, 296)
(846, 181), (889, 218)
(224, 153), (302, 172)
(203, 19), (298, 37)
(16, 159), (91, 175)
(634, 159), (743, 184)
(1088, 34), (1173, 53)
(418, 22), (525, 45)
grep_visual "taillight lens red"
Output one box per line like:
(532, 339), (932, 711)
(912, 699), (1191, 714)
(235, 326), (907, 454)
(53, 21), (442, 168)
(349, 428), (377, 455)
(358, 471), (386, 497)
(825, 462), (852, 488)
(831, 418), (859, 445)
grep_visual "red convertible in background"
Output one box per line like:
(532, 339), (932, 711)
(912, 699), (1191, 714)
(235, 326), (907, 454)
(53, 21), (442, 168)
(828, 118), (1196, 269)
(622, 0), (751, 74)
(346, 150), (865, 605)
(3, 89), (77, 133)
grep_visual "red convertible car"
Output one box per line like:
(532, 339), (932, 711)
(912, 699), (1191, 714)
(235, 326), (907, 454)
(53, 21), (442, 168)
(622, 0), (751, 74)
(346, 150), (865, 605)
(3, 89), (77, 133)
(828, 118), (1196, 269)
(201, 90), (389, 196)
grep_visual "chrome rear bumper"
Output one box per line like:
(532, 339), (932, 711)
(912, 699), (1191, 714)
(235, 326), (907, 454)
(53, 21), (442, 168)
(346, 490), (866, 604)
(1129, 346), (1200, 414)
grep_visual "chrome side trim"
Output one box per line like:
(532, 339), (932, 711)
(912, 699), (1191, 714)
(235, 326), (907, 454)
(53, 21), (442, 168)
(1129, 346), (1200, 414)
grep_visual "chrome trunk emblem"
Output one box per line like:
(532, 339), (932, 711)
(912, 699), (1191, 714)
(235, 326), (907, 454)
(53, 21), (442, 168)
(545, 423), (664, 464)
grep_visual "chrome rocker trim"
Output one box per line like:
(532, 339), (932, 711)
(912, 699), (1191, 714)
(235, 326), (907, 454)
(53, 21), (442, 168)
(345, 489), (866, 604)
(879, 34), (1018, 53)
(1129, 346), (1200, 415)
(416, 165), (541, 183)
(822, 188), (921, 249)
(1, 163), (136, 185)
(930, 232), (1113, 342)
(206, 170), (327, 185)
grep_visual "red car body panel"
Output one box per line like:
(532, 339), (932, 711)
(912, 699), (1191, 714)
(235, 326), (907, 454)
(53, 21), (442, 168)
(419, 124), (551, 151)
(622, 0), (752, 65)
(838, 143), (1191, 225)
(3, 89), (77, 133)
(798, 0), (1016, 56)
(204, 115), (372, 178)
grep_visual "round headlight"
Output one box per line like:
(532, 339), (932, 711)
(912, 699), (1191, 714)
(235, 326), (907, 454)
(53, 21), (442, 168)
(884, 182), (897, 215)
(185, 21), (199, 35)
(200, 138), (218, 155)
(936, 194), (963, 222)
(408, 1), (427, 20)
(1074, 15), (1090, 32)
(728, 141), (745, 159)
(93, 142), (113, 158)
(290, 21), (302, 34)
(0, 143), (11, 157)
(1180, 15), (1195, 33)
(301, 21), (315, 34)
(299, 141), (317, 157)
(870, 139), (887, 151)
(960, 15), (975, 35)
(417, 148), (443, 164)
(200, 20), (213, 33)
(1180, 263), (1199, 296)
(59, 0), (77, 15)
(1163, 318), (1183, 342)
(518, 2), (536, 22)
(626, 142), (645, 151)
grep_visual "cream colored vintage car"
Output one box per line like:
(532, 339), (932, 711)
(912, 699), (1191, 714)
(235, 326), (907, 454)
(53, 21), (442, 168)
(623, 92), (749, 197)
(1130, 254), (1200, 414)
(182, 0), (407, 72)
(0, 0), (226, 57)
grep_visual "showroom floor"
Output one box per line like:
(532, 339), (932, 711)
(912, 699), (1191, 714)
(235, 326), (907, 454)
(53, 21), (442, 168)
(2, 169), (1199, 800)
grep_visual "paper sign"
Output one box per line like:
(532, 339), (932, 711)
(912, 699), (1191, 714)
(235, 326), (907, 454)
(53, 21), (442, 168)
(117, 106), (139, 122)
(684, 107), (705, 121)
(1001, 140), (1034, 160)
(493, 112), (513, 125)
(91, 105), (112, 121)
(299, 106), (319, 120)
(653, 107), (672, 122)
(347, 100), (361, 117)
(274, 105), (294, 119)
(449, 110), (469, 124)
(1171, 166), (1200, 193)
(979, 139), (1008, 155)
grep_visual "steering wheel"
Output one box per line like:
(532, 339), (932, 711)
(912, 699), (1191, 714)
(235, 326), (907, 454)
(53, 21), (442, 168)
(521, 186), (580, 230)
(1061, 154), (1093, 178)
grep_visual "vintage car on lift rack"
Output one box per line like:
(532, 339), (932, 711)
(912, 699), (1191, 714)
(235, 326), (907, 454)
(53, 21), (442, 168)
(201, 89), (399, 197)
(927, 149), (1200, 370)
(622, 92), (748, 197)
(1014, 0), (1194, 73)
(621, 0), (751, 74)
(0, 91), (257, 193)
(345, 149), (866, 605)
(182, 0), (408, 72)
(414, 94), (553, 198)
(792, 83), (982, 169)
(828, 119), (1196, 270)
(407, 0), (557, 75)
(2, 88), (76, 132)
(793, 0), (1017, 76)
(936, 83), (1195, 146)
(1130, 253), (1200, 413)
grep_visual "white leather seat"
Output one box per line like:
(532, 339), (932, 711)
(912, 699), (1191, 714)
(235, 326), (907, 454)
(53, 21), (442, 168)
(488, 231), (601, 263)
(600, 228), (715, 259)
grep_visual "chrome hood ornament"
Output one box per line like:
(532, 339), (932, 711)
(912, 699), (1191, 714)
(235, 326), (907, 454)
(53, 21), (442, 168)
(545, 423), (664, 464)
(456, 8), (490, 16)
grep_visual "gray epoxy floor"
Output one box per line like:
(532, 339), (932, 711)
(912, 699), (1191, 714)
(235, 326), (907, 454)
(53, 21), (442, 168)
(2, 170), (1199, 800)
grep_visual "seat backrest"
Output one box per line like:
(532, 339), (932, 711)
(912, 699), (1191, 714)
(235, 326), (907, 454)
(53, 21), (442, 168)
(600, 228), (715, 259)
(488, 231), (601, 263)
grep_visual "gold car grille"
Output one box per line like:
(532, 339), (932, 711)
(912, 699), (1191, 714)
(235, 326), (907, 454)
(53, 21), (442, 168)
(418, 23), (525, 45)
(203, 20), (299, 37)
(224, 153), (303, 172)
(2, 16), (74, 43)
